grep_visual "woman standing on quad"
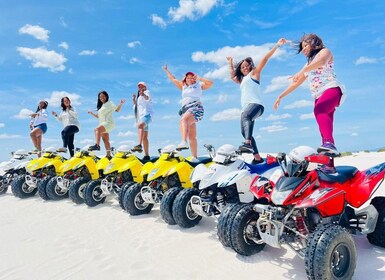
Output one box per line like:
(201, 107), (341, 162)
(227, 38), (287, 164)
(274, 34), (345, 156)
(88, 90), (125, 159)
(162, 65), (213, 160)
(29, 100), (49, 157)
(52, 96), (80, 157)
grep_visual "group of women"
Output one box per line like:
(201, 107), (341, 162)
(29, 34), (345, 167)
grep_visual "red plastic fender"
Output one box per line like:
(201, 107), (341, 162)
(295, 187), (346, 217)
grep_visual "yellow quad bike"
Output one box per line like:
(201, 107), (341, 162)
(84, 145), (159, 207)
(122, 144), (212, 217)
(11, 147), (65, 199)
(67, 147), (110, 204)
(42, 146), (94, 201)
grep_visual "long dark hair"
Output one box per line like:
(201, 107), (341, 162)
(297, 34), (325, 63)
(97, 90), (109, 110)
(61, 96), (72, 111)
(134, 90), (140, 121)
(233, 57), (255, 83)
(36, 100), (48, 113)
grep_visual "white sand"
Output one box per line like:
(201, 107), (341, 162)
(0, 152), (385, 280)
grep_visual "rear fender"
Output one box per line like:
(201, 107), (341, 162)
(296, 187), (346, 217)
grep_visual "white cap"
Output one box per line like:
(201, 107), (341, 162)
(137, 81), (147, 87)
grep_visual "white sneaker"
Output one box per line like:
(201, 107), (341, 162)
(57, 147), (67, 153)
(189, 157), (199, 163)
(177, 140), (189, 150)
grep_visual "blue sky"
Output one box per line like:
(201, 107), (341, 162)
(0, 0), (384, 161)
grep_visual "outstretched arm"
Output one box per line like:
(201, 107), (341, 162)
(163, 64), (183, 90)
(253, 38), (287, 80)
(196, 75), (213, 90)
(226, 56), (240, 84)
(273, 74), (307, 110)
(115, 99), (125, 112)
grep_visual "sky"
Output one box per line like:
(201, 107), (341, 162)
(0, 0), (384, 162)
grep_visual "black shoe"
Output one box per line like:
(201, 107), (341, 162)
(89, 144), (100, 151)
(132, 144), (143, 153)
(252, 158), (264, 165)
(238, 143), (254, 153)
(142, 155), (150, 161)
(106, 155), (112, 160)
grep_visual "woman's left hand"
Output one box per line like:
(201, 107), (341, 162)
(120, 99), (126, 104)
(273, 98), (281, 110)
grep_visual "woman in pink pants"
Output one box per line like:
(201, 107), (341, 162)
(274, 33), (345, 156)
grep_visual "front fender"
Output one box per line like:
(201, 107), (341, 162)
(218, 169), (256, 203)
(190, 163), (209, 183)
(165, 161), (194, 188)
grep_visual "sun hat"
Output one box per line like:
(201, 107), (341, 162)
(137, 81), (147, 87)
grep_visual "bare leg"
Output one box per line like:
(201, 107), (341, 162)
(188, 123), (198, 158)
(30, 128), (43, 157)
(180, 112), (195, 142)
(137, 123), (145, 145)
(94, 126), (103, 146)
(142, 131), (149, 156)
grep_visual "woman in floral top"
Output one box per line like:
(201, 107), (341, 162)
(273, 34), (345, 157)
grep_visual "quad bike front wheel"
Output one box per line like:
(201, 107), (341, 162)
(217, 203), (243, 247)
(172, 188), (202, 228)
(69, 177), (90, 204)
(0, 180), (8, 194)
(11, 175), (37, 198)
(160, 187), (181, 225)
(305, 224), (356, 280)
(228, 204), (265, 256)
(367, 197), (385, 248)
(84, 180), (106, 207)
(118, 181), (136, 210)
(123, 183), (153, 215)
(46, 176), (69, 200)
(37, 176), (52, 200)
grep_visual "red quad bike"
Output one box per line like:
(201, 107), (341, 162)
(226, 146), (385, 280)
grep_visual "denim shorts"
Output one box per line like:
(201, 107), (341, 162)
(138, 114), (151, 132)
(34, 123), (47, 134)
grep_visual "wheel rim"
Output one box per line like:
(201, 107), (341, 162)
(330, 243), (351, 278)
(134, 192), (149, 210)
(22, 182), (34, 194)
(92, 187), (104, 202)
(243, 219), (260, 245)
(78, 184), (86, 199)
(186, 201), (199, 220)
(55, 184), (67, 196)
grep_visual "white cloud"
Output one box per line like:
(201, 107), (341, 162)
(18, 24), (50, 42)
(210, 108), (241, 121)
(299, 113), (314, 120)
(46, 91), (81, 107)
(162, 115), (178, 120)
(168, 0), (219, 22)
(119, 115), (135, 120)
(60, 17), (68, 28)
(118, 140), (136, 146)
(260, 125), (288, 133)
(79, 138), (94, 144)
(299, 127), (310, 131)
(13, 108), (34, 119)
(351, 132), (359, 137)
(264, 75), (292, 93)
(284, 99), (313, 109)
(59, 42), (69, 50)
(79, 50), (96, 56)
(106, 51), (114, 55)
(0, 123), (4, 128)
(129, 57), (139, 64)
(118, 130), (136, 137)
(355, 56), (378, 65)
(192, 44), (287, 81)
(17, 47), (67, 72)
(0, 133), (21, 139)
(151, 14), (167, 29)
(162, 99), (171, 104)
(216, 94), (228, 103)
(265, 113), (292, 121)
(127, 41), (141, 48)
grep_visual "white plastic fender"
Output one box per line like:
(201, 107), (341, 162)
(190, 163), (209, 183)
(217, 169), (256, 203)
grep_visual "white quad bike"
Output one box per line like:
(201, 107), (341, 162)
(0, 149), (34, 194)
(171, 144), (282, 228)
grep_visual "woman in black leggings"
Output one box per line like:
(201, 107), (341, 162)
(52, 97), (80, 157)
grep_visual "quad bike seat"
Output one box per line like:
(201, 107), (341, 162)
(186, 156), (212, 167)
(318, 166), (358, 184)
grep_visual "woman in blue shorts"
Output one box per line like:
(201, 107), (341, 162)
(29, 100), (49, 157)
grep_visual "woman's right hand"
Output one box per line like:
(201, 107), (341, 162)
(276, 38), (288, 47)
(226, 56), (233, 64)
(162, 64), (168, 72)
(52, 111), (58, 117)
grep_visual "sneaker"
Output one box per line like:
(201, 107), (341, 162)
(238, 143), (254, 153)
(57, 147), (67, 153)
(142, 155), (150, 161)
(132, 144), (143, 153)
(319, 164), (337, 174)
(177, 140), (189, 150)
(31, 147), (39, 154)
(317, 142), (340, 156)
(189, 157), (200, 163)
(252, 158), (264, 165)
(89, 144), (100, 151)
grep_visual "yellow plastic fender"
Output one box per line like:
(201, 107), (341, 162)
(164, 161), (194, 188)
(119, 157), (144, 183)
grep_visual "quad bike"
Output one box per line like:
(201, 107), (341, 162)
(83, 145), (158, 207)
(225, 146), (385, 280)
(11, 147), (65, 199)
(171, 144), (281, 228)
(67, 147), (111, 204)
(122, 144), (211, 217)
(0, 149), (35, 194)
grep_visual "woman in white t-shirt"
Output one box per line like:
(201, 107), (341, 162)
(163, 65), (213, 159)
(131, 81), (153, 161)
(29, 100), (49, 157)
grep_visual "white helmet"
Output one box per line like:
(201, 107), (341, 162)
(13, 149), (29, 159)
(213, 144), (237, 164)
(161, 144), (177, 153)
(287, 146), (317, 176)
(117, 145), (131, 153)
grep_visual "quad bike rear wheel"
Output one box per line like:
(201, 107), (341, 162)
(37, 176), (52, 200)
(367, 197), (385, 248)
(160, 187), (182, 225)
(11, 175), (38, 198)
(84, 180), (106, 207)
(217, 203), (242, 247)
(305, 224), (356, 280)
(118, 181), (136, 210)
(172, 188), (202, 228)
(123, 183), (153, 215)
(69, 177), (89, 204)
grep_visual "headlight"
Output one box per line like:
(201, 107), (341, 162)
(149, 168), (159, 178)
(271, 189), (292, 205)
